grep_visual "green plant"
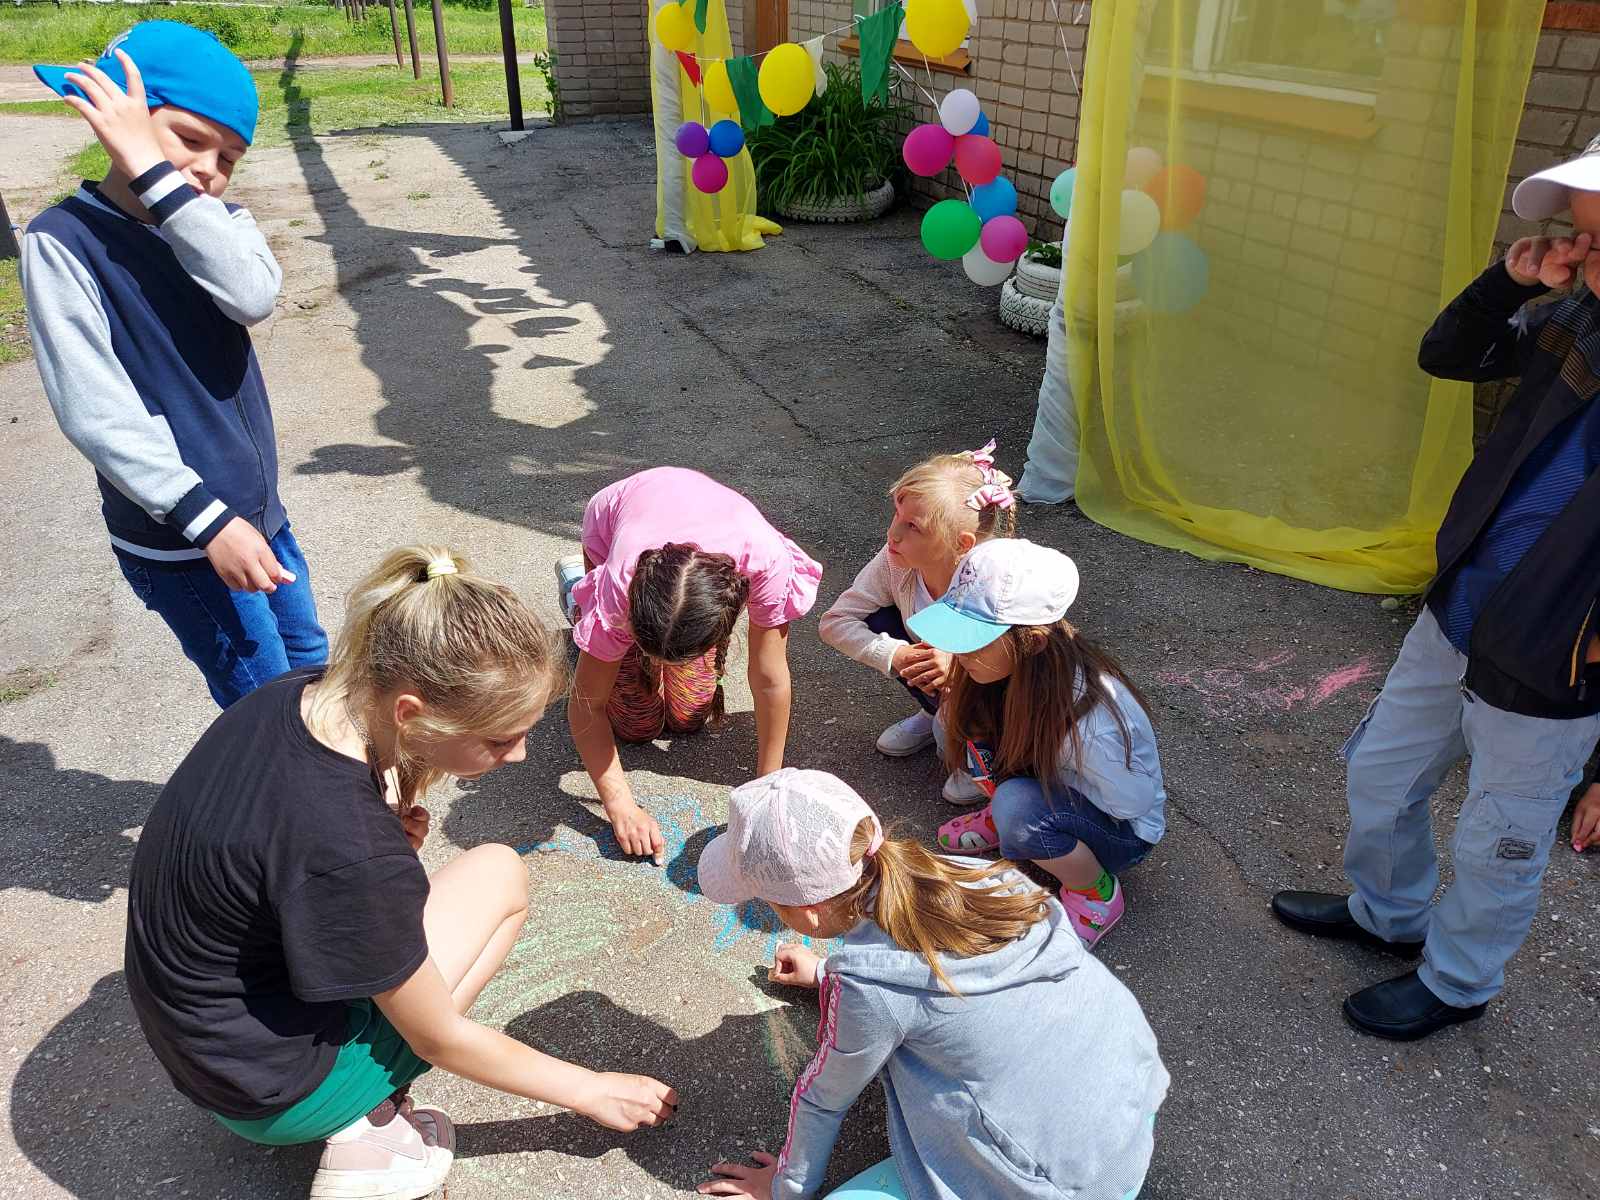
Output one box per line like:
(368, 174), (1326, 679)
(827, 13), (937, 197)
(747, 60), (909, 215)
(1025, 238), (1061, 267)
(531, 50), (561, 123)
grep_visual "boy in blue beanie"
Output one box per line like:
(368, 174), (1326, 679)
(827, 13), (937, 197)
(22, 22), (326, 707)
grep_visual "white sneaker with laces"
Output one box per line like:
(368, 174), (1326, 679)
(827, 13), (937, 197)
(941, 770), (986, 806)
(875, 710), (936, 757)
(310, 1100), (454, 1200)
(554, 553), (585, 626)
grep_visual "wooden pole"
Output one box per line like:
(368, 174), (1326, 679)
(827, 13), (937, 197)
(429, 0), (454, 108)
(497, 0), (523, 131)
(386, 0), (403, 65)
(0, 193), (20, 261)
(402, 0), (421, 78)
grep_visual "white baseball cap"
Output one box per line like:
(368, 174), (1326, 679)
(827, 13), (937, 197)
(697, 768), (884, 907)
(1513, 133), (1600, 220)
(906, 538), (1080, 653)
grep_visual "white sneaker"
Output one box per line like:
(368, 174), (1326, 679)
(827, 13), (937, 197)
(876, 710), (935, 757)
(554, 553), (585, 626)
(311, 1100), (455, 1200)
(941, 770), (986, 806)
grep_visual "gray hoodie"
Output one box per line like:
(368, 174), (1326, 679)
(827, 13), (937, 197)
(774, 863), (1169, 1200)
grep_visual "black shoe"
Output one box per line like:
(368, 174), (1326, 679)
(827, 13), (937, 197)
(1343, 970), (1487, 1041)
(1269, 890), (1424, 958)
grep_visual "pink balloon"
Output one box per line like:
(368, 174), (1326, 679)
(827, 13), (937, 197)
(954, 134), (1002, 185)
(902, 123), (956, 177)
(692, 152), (729, 193)
(979, 214), (1027, 264)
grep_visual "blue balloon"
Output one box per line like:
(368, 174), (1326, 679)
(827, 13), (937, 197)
(1133, 232), (1209, 314)
(708, 118), (745, 158)
(970, 111), (989, 137)
(971, 176), (1018, 223)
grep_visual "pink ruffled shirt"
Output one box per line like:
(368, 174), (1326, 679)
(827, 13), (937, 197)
(571, 467), (824, 663)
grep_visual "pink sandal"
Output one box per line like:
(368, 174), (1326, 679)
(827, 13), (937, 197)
(937, 803), (1000, 853)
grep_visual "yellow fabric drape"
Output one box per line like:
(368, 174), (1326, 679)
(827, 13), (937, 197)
(1065, 0), (1541, 593)
(651, 0), (781, 252)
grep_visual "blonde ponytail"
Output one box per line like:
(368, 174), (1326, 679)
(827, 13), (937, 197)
(833, 818), (1050, 995)
(311, 545), (564, 809)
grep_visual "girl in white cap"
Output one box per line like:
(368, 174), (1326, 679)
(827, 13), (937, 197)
(695, 767), (1167, 1200)
(906, 538), (1167, 947)
(818, 440), (1017, 801)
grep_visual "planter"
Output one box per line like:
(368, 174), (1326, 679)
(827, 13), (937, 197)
(773, 179), (896, 223)
(1000, 257), (1140, 338)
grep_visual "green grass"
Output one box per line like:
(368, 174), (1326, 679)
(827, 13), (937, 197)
(0, 259), (26, 367)
(0, 2), (546, 65)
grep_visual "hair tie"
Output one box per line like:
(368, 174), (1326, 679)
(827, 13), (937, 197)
(963, 438), (1015, 511)
(425, 559), (459, 580)
(864, 819), (885, 859)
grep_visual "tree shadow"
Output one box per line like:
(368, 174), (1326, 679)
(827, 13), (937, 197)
(10, 972), (318, 1199)
(454, 990), (887, 1194)
(0, 735), (163, 903)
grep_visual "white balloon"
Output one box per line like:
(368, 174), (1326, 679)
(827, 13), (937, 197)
(939, 88), (981, 136)
(1118, 189), (1161, 257)
(963, 244), (1015, 286)
(1125, 145), (1163, 189)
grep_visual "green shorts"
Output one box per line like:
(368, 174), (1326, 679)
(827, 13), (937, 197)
(213, 1000), (433, 1147)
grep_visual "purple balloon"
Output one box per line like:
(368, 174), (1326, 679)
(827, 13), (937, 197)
(676, 121), (710, 159)
(692, 152), (729, 193)
(979, 214), (1028, 264)
(902, 123), (956, 177)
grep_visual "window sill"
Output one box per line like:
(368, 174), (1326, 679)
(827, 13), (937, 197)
(836, 36), (972, 77)
(1142, 69), (1378, 141)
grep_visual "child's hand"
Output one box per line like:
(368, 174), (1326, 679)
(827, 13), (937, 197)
(1572, 782), (1600, 852)
(402, 804), (430, 852)
(62, 51), (166, 182)
(205, 517), (297, 593)
(574, 1071), (678, 1132)
(699, 1151), (778, 1197)
(606, 799), (665, 865)
(1505, 233), (1594, 288)
(770, 943), (822, 988)
(895, 643), (953, 695)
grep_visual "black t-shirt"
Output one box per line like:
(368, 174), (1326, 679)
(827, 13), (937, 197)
(125, 671), (431, 1119)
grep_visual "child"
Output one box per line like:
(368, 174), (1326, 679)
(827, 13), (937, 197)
(125, 546), (677, 1199)
(561, 466), (822, 864)
(818, 440), (1017, 803)
(695, 768), (1168, 1200)
(1272, 147), (1600, 1041)
(907, 539), (1166, 947)
(23, 22), (326, 708)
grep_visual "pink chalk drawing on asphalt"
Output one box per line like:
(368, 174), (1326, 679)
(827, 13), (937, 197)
(1157, 651), (1374, 720)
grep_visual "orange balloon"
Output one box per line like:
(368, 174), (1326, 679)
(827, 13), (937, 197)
(1143, 164), (1206, 230)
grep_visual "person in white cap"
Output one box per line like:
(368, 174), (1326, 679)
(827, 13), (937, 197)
(903, 539), (1167, 948)
(694, 768), (1167, 1200)
(1271, 140), (1600, 1042)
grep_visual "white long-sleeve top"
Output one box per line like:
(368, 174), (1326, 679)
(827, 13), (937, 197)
(817, 547), (936, 678)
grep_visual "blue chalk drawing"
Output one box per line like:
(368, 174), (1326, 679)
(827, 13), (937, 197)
(517, 794), (838, 961)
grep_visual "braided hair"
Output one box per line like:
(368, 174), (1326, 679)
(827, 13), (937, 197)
(627, 543), (750, 726)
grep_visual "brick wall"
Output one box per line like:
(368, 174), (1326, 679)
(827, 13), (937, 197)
(546, 0), (650, 122)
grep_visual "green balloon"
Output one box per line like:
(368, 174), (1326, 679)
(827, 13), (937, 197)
(921, 199), (982, 260)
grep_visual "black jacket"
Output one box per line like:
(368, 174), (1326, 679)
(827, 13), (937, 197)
(1418, 263), (1600, 720)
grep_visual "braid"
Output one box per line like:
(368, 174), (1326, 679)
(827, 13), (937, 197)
(628, 544), (750, 719)
(706, 566), (750, 728)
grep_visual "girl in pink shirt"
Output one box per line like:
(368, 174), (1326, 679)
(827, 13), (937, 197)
(563, 468), (823, 862)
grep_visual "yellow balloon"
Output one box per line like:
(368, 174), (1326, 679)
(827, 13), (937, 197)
(906, 0), (969, 59)
(758, 42), (814, 117)
(704, 59), (738, 116)
(654, 2), (695, 53)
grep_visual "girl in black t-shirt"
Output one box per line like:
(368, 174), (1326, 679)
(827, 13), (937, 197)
(126, 545), (678, 1200)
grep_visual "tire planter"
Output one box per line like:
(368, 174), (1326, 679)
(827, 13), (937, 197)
(774, 179), (896, 223)
(1000, 256), (1141, 338)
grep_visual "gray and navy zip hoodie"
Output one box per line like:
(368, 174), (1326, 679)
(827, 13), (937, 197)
(21, 164), (285, 566)
(775, 863), (1169, 1200)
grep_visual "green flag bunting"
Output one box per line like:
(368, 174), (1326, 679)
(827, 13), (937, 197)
(726, 55), (774, 131)
(857, 2), (903, 106)
(693, 0), (708, 34)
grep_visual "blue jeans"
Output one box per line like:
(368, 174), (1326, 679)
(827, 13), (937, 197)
(991, 776), (1154, 874)
(117, 524), (328, 709)
(1343, 608), (1600, 1007)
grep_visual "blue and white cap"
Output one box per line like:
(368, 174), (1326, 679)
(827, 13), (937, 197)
(35, 21), (258, 145)
(1513, 132), (1600, 221)
(907, 538), (1080, 653)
